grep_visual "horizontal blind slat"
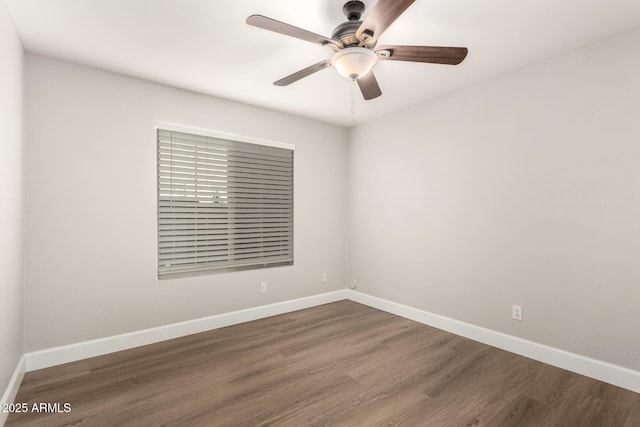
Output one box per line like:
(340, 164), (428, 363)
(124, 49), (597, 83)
(158, 147), (293, 169)
(158, 256), (294, 275)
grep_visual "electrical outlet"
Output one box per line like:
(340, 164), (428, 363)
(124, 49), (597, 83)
(512, 305), (522, 321)
(322, 273), (327, 282)
(260, 282), (267, 293)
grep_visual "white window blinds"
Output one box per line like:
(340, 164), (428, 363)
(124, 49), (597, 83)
(158, 128), (294, 278)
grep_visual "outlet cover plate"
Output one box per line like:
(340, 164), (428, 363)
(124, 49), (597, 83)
(512, 305), (523, 321)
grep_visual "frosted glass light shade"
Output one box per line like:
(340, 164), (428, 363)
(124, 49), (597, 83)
(331, 47), (378, 80)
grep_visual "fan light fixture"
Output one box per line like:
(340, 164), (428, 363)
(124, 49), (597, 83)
(331, 47), (378, 80)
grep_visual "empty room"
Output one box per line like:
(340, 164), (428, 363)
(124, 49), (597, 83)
(1, 0), (639, 425)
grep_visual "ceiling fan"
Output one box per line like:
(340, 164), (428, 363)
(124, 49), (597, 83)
(246, 0), (468, 100)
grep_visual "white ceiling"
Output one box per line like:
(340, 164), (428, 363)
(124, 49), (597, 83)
(6, 0), (640, 127)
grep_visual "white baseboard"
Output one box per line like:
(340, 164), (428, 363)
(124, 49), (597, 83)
(346, 290), (640, 394)
(0, 355), (26, 427)
(21, 288), (640, 395)
(25, 290), (348, 372)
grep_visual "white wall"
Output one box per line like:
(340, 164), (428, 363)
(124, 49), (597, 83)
(24, 55), (349, 351)
(0, 0), (24, 396)
(348, 29), (640, 371)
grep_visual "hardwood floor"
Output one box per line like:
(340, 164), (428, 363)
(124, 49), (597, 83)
(7, 300), (640, 426)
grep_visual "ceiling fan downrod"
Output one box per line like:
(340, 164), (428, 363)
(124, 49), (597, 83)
(343, 1), (365, 21)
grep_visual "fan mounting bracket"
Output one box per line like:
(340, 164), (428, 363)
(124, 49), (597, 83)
(360, 29), (374, 42)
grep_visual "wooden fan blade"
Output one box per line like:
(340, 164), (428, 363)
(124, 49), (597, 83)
(357, 71), (382, 100)
(376, 45), (468, 65)
(274, 60), (332, 86)
(247, 15), (341, 49)
(356, 0), (415, 45)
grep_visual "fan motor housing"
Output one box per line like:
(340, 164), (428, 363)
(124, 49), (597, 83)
(331, 21), (363, 47)
(334, 1), (376, 48)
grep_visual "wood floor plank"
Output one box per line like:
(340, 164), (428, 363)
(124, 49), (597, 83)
(6, 300), (640, 426)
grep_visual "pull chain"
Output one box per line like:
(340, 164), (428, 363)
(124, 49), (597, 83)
(351, 78), (356, 126)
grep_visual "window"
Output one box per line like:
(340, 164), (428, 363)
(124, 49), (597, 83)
(157, 127), (294, 279)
